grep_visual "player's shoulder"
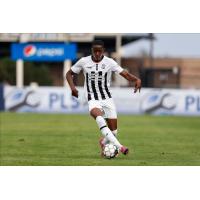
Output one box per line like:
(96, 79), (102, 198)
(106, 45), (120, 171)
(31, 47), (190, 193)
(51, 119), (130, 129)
(77, 56), (91, 65)
(103, 56), (117, 65)
(82, 55), (91, 61)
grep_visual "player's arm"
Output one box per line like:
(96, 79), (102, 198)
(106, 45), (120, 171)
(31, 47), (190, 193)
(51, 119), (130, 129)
(120, 70), (141, 93)
(66, 69), (78, 98)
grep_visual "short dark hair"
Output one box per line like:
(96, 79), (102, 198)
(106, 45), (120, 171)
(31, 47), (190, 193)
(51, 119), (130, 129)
(92, 40), (104, 47)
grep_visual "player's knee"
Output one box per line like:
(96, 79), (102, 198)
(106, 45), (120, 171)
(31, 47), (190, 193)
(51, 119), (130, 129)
(90, 108), (103, 119)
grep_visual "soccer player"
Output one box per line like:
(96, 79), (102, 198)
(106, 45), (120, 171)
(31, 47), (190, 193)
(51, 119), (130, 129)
(66, 40), (141, 155)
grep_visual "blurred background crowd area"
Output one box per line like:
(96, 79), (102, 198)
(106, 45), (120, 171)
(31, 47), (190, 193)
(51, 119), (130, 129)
(0, 33), (200, 89)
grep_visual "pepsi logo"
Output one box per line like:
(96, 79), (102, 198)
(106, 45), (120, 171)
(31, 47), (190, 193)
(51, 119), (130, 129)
(23, 45), (37, 57)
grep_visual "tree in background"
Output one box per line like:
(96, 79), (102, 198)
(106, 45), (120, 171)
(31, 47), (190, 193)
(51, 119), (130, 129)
(0, 58), (53, 86)
(24, 62), (53, 86)
(0, 57), (16, 85)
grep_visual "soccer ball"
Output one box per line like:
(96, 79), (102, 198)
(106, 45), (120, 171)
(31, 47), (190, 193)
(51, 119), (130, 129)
(103, 143), (119, 159)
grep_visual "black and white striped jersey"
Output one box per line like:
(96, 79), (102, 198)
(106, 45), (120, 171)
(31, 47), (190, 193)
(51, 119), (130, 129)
(71, 55), (124, 101)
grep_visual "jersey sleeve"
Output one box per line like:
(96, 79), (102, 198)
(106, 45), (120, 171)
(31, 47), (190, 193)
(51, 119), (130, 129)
(110, 58), (124, 74)
(71, 58), (84, 74)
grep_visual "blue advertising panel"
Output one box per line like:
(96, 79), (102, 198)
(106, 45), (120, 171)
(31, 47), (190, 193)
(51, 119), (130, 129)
(11, 43), (77, 61)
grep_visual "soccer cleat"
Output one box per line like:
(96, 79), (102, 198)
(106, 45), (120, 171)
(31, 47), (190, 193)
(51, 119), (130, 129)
(120, 146), (129, 155)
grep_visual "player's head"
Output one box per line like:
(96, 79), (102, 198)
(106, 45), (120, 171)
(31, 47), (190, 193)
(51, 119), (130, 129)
(91, 40), (105, 62)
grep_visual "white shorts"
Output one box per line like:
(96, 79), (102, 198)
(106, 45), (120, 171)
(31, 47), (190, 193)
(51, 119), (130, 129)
(88, 98), (117, 119)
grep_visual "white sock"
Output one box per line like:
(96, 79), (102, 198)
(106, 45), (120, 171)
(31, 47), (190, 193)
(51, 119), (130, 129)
(96, 116), (122, 148)
(96, 116), (107, 129)
(112, 130), (117, 137)
(102, 137), (109, 145)
(102, 129), (118, 145)
(102, 127), (122, 148)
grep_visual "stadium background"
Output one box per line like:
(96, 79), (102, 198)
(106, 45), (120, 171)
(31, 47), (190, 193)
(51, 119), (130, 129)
(0, 33), (200, 165)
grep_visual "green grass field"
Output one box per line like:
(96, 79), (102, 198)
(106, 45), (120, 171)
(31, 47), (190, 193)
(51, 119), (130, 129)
(0, 112), (200, 166)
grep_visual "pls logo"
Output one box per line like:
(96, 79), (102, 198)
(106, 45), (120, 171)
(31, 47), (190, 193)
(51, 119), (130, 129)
(23, 45), (37, 57)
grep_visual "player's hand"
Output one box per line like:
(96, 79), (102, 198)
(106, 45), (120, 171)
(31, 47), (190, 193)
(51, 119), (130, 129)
(134, 78), (141, 93)
(71, 88), (79, 98)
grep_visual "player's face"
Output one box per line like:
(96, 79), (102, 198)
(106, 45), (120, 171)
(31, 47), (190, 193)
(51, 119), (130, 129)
(91, 45), (104, 62)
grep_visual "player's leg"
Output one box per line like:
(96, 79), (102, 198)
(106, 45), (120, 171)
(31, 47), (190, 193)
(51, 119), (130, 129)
(88, 100), (106, 153)
(102, 99), (129, 155)
(90, 108), (122, 147)
(107, 118), (128, 154)
(102, 98), (118, 141)
(106, 118), (117, 136)
(101, 118), (117, 145)
(89, 106), (123, 150)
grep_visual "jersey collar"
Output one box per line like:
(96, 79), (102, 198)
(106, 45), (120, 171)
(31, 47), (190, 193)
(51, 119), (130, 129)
(91, 55), (104, 63)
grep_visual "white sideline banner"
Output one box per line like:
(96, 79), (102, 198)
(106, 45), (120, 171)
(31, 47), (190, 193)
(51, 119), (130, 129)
(4, 86), (87, 113)
(4, 86), (200, 115)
